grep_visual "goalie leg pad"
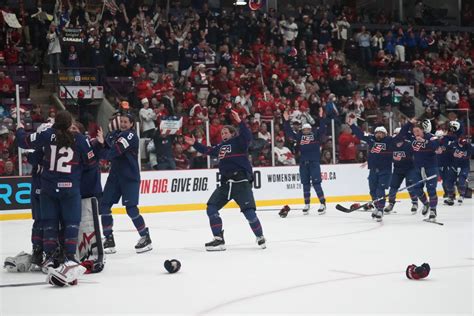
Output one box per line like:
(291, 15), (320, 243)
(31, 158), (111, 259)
(47, 261), (87, 287)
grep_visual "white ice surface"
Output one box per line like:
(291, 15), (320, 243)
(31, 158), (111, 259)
(1, 199), (473, 316)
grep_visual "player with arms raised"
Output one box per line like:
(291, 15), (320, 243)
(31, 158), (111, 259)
(185, 110), (266, 251)
(282, 108), (327, 215)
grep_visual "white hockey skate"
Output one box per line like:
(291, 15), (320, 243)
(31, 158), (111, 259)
(317, 204), (326, 215)
(302, 204), (310, 215)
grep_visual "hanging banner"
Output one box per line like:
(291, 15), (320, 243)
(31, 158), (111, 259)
(59, 86), (104, 99)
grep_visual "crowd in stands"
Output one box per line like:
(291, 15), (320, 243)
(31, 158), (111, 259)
(0, 1), (472, 175)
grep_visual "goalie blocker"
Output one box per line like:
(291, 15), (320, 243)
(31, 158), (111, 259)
(77, 197), (104, 273)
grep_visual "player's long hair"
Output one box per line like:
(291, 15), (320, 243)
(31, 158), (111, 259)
(53, 111), (74, 148)
(222, 125), (236, 136)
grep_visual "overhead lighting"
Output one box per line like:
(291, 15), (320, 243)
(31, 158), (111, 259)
(234, 1), (246, 5)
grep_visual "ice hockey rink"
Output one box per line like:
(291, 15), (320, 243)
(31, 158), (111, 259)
(1, 199), (473, 315)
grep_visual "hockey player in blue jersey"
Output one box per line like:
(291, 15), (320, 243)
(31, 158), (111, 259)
(444, 136), (472, 205)
(100, 113), (152, 254)
(384, 127), (419, 215)
(437, 121), (463, 201)
(184, 110), (266, 251)
(27, 148), (44, 268)
(282, 108), (327, 215)
(406, 119), (440, 221)
(16, 111), (96, 268)
(347, 116), (410, 222)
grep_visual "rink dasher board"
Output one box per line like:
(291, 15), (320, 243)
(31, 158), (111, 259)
(0, 164), (445, 220)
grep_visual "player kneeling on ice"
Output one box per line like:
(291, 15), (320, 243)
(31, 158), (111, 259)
(384, 127), (419, 215)
(282, 108), (327, 215)
(100, 113), (152, 254)
(347, 115), (410, 222)
(185, 110), (266, 251)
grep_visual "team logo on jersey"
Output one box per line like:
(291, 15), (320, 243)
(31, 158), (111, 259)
(453, 149), (467, 158)
(370, 143), (386, 153)
(411, 140), (426, 151)
(218, 145), (232, 160)
(393, 151), (406, 161)
(87, 151), (95, 160)
(300, 134), (314, 145)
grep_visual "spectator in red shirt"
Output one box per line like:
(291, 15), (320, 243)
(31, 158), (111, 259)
(338, 124), (360, 163)
(4, 44), (19, 65)
(209, 117), (223, 145)
(174, 143), (190, 170)
(0, 71), (14, 98)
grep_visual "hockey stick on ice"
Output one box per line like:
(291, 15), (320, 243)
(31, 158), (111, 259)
(336, 174), (437, 213)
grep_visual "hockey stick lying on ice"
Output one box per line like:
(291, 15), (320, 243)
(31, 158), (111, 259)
(336, 174), (437, 213)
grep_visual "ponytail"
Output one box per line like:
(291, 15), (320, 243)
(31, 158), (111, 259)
(53, 111), (74, 148)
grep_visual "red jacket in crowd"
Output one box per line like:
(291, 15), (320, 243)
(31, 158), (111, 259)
(338, 132), (360, 162)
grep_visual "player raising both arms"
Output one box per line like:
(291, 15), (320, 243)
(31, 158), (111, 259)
(100, 113), (152, 254)
(282, 108), (327, 215)
(185, 110), (266, 251)
(347, 116), (410, 222)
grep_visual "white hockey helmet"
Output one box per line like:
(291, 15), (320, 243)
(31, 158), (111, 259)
(448, 120), (461, 132)
(422, 119), (432, 133)
(374, 126), (388, 135)
(435, 130), (445, 137)
(302, 123), (312, 130)
(393, 127), (401, 135)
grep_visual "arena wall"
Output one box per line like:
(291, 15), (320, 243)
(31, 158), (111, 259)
(0, 164), (430, 220)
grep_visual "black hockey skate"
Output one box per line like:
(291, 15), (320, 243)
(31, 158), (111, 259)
(31, 245), (43, 267)
(41, 249), (60, 274)
(135, 233), (153, 253)
(383, 203), (395, 214)
(457, 196), (464, 204)
(103, 234), (116, 254)
(256, 236), (266, 249)
(411, 203), (418, 215)
(318, 203), (326, 215)
(443, 198), (454, 206)
(205, 231), (226, 251)
(421, 203), (429, 216)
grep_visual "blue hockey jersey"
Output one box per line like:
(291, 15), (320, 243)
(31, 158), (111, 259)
(80, 137), (104, 198)
(104, 129), (140, 181)
(449, 141), (472, 169)
(27, 149), (44, 195)
(283, 119), (326, 162)
(351, 123), (409, 170)
(16, 127), (96, 195)
(193, 121), (253, 178)
(392, 139), (414, 172)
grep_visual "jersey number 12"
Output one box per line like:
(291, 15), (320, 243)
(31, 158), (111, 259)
(49, 145), (74, 173)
